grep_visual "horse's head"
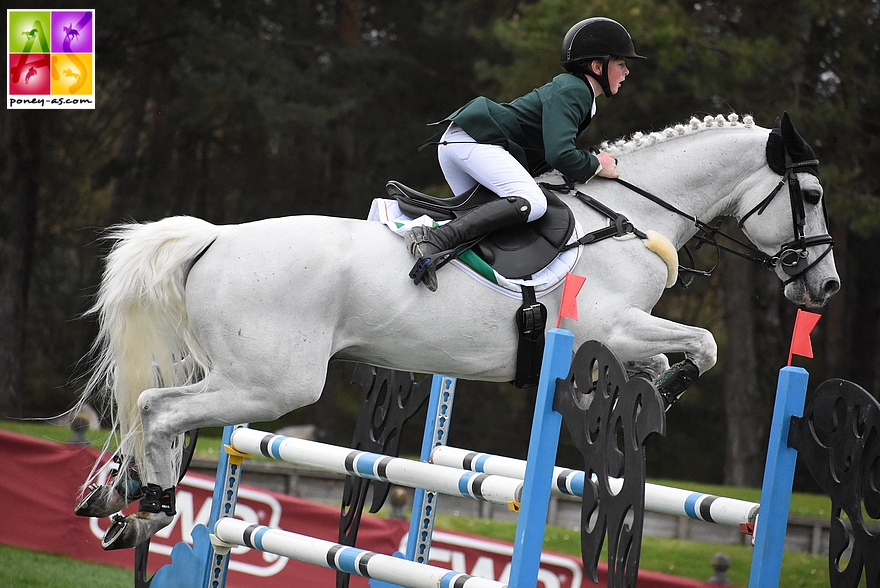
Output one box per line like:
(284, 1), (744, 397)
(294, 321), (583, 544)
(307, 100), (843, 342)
(737, 113), (840, 307)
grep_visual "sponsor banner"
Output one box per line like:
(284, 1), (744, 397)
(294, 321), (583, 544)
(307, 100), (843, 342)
(1, 430), (716, 587)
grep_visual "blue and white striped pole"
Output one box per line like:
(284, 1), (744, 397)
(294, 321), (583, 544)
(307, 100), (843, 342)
(430, 446), (759, 527)
(213, 518), (507, 588)
(228, 428), (524, 507)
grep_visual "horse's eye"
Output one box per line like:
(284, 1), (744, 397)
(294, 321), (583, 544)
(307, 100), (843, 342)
(804, 191), (821, 205)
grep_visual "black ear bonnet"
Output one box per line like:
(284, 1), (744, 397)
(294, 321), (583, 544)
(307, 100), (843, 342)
(766, 112), (820, 179)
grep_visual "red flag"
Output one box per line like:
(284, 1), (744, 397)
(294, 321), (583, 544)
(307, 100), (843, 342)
(788, 309), (822, 365)
(556, 273), (587, 328)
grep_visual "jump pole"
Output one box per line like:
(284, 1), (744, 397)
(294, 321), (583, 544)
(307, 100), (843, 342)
(212, 518), (506, 588)
(430, 447), (760, 528)
(228, 428), (526, 507)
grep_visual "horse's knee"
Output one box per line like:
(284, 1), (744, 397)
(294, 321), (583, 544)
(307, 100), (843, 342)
(689, 330), (717, 374)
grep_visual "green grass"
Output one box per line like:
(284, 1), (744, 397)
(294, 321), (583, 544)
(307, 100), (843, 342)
(0, 544), (132, 588)
(0, 522), (837, 588)
(433, 514), (843, 587)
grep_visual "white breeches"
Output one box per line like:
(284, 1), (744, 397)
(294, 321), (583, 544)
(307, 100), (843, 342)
(438, 123), (548, 222)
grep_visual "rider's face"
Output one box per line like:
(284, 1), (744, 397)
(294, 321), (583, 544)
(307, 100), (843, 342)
(591, 58), (629, 95)
(605, 58), (629, 94)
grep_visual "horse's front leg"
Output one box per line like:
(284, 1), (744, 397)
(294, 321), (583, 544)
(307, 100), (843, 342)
(606, 308), (718, 410)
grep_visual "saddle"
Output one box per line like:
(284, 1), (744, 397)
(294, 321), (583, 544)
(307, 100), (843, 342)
(386, 180), (575, 279)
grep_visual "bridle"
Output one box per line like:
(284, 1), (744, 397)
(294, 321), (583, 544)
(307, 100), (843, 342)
(736, 156), (834, 284)
(614, 153), (834, 286)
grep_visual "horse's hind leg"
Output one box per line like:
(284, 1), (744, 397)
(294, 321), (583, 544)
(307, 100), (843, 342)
(102, 365), (325, 549)
(100, 370), (323, 550)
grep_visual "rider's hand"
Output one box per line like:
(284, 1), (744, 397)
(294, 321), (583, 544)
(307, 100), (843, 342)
(595, 152), (620, 179)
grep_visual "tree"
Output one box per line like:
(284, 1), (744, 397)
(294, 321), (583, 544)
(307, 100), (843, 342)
(0, 110), (40, 418)
(479, 0), (880, 487)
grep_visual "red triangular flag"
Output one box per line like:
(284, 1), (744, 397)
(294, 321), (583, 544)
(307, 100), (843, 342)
(556, 273), (587, 328)
(788, 309), (822, 365)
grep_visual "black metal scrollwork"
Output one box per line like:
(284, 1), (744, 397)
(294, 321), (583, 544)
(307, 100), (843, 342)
(337, 364), (432, 588)
(553, 341), (666, 588)
(789, 379), (880, 588)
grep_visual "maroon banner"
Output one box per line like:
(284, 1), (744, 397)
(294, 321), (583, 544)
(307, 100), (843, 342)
(1, 430), (720, 587)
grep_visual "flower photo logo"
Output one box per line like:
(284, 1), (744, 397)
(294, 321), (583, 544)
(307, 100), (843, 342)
(7, 9), (95, 109)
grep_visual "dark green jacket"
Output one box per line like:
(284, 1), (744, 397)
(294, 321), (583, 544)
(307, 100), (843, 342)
(438, 73), (599, 182)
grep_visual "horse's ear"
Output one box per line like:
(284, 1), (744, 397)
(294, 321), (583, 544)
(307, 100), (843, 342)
(780, 111), (797, 145)
(766, 116), (785, 175)
(776, 112), (821, 178)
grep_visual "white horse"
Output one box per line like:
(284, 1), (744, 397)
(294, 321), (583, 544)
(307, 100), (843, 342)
(76, 113), (839, 550)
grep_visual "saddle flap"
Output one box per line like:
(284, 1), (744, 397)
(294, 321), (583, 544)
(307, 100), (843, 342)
(477, 187), (575, 278)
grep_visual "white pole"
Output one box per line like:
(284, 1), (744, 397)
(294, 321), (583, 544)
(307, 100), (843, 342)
(431, 446), (759, 527)
(229, 428), (524, 507)
(213, 518), (507, 588)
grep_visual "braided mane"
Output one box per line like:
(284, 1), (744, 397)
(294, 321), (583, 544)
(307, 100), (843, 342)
(601, 113), (756, 156)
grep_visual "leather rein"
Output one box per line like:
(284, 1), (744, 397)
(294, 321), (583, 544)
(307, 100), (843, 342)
(610, 156), (834, 286)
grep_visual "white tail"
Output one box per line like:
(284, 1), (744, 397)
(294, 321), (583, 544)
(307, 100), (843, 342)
(83, 216), (229, 486)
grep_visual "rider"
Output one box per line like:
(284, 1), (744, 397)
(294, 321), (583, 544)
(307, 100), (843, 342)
(406, 17), (645, 291)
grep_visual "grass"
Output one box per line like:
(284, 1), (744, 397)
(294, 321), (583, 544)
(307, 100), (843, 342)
(432, 514), (842, 587)
(0, 544), (132, 588)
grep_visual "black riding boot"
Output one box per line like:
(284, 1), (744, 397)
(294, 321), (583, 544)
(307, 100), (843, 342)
(405, 196), (531, 291)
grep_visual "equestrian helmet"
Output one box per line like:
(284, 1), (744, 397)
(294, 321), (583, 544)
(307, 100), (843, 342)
(560, 18), (644, 98)
(560, 17), (645, 68)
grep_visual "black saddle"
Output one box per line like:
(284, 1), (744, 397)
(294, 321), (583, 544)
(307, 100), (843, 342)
(386, 180), (575, 279)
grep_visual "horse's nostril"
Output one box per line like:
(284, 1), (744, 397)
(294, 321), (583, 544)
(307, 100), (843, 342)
(825, 279), (840, 296)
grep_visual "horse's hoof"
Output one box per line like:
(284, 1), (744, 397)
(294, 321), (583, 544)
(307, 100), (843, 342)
(655, 359), (699, 411)
(101, 512), (173, 550)
(75, 484), (130, 518)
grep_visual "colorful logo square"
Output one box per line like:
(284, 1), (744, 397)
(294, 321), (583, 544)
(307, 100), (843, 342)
(7, 9), (95, 109)
(51, 11), (93, 53)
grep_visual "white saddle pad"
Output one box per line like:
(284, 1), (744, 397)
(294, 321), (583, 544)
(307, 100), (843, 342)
(368, 198), (584, 299)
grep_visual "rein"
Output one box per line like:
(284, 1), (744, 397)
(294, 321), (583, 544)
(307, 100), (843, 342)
(612, 156), (834, 285)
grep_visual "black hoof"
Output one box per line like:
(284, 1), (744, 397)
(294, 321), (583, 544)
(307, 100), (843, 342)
(75, 484), (129, 518)
(101, 515), (133, 550)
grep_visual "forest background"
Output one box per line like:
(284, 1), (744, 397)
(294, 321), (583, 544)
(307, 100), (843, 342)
(2, 0), (879, 491)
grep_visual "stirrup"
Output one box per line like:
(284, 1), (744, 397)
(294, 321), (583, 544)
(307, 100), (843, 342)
(408, 239), (480, 287)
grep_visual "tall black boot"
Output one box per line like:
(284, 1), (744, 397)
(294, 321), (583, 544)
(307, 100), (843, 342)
(404, 196), (531, 291)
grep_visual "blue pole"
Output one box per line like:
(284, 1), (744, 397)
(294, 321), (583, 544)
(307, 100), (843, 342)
(508, 328), (574, 588)
(748, 366), (809, 588)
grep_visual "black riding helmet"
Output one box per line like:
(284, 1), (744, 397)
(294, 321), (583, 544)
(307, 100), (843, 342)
(560, 17), (645, 98)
